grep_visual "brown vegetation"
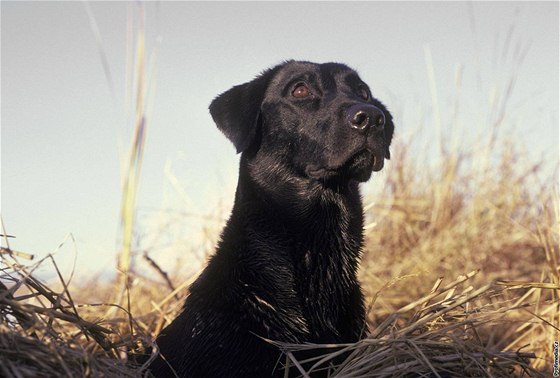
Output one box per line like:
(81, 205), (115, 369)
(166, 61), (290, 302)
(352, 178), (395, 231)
(1, 128), (557, 376)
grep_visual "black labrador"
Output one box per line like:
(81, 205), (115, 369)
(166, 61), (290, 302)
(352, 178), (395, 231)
(149, 60), (394, 377)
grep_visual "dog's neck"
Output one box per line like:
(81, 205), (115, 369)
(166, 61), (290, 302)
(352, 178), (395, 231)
(230, 156), (366, 341)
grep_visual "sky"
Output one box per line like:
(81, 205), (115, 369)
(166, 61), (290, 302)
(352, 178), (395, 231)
(1, 1), (558, 280)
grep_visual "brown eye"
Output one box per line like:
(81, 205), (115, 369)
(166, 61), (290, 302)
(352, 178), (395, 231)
(292, 83), (310, 98)
(358, 86), (369, 100)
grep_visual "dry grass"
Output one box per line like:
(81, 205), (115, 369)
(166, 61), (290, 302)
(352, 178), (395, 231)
(1, 5), (557, 377)
(1, 129), (557, 376)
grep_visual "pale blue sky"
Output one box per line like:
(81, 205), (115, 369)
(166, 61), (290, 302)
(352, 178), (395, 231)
(1, 1), (558, 279)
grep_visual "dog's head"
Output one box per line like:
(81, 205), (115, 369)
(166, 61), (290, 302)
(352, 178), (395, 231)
(209, 61), (394, 184)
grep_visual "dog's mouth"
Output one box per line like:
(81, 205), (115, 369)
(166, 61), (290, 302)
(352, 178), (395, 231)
(342, 149), (383, 182)
(346, 148), (384, 171)
(305, 148), (385, 183)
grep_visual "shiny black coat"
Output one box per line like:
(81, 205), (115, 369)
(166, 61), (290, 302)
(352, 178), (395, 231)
(149, 61), (394, 377)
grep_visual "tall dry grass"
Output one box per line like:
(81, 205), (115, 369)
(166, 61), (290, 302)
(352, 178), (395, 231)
(1, 5), (558, 377)
(1, 125), (556, 376)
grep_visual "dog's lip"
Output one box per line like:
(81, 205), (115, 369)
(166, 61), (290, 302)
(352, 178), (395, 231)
(305, 148), (385, 179)
(372, 153), (385, 172)
(350, 148), (385, 172)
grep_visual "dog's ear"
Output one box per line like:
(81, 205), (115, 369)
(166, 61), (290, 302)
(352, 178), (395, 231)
(209, 67), (278, 153)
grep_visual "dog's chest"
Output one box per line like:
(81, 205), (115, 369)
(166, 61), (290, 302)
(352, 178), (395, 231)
(292, 201), (362, 341)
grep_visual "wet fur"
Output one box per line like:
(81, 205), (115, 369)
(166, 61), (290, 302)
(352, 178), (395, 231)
(149, 61), (394, 377)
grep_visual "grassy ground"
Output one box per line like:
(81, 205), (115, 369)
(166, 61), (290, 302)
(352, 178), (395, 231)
(0, 128), (557, 376)
(1, 7), (557, 376)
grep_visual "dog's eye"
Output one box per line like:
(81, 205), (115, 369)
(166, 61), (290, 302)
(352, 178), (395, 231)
(292, 83), (311, 98)
(358, 86), (369, 100)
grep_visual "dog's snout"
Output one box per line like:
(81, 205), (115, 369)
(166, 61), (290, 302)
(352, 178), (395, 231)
(347, 104), (385, 133)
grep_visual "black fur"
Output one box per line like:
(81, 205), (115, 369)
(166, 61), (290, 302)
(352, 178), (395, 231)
(149, 61), (394, 377)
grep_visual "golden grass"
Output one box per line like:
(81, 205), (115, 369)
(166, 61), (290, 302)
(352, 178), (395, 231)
(1, 6), (557, 376)
(1, 128), (557, 376)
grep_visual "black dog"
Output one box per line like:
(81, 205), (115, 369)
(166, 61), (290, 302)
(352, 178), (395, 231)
(149, 61), (394, 377)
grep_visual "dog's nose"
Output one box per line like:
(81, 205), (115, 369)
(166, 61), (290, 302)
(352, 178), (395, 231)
(347, 104), (385, 134)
